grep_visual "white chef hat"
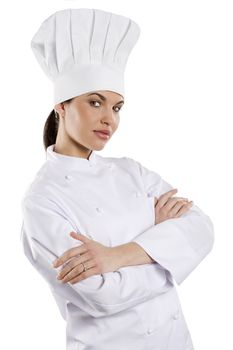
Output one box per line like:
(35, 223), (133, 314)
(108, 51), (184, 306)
(30, 8), (140, 105)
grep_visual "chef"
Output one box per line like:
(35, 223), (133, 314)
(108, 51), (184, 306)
(21, 8), (214, 350)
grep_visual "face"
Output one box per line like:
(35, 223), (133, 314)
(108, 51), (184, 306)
(54, 90), (124, 158)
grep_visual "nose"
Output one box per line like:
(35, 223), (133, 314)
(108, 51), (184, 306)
(101, 107), (118, 126)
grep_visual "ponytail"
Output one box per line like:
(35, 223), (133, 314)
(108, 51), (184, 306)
(43, 98), (73, 151)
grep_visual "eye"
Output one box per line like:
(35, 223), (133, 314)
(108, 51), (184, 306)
(114, 105), (122, 113)
(90, 100), (101, 107)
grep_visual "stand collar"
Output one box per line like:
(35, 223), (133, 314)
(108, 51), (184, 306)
(46, 144), (100, 170)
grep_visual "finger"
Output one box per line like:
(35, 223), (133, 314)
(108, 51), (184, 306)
(174, 201), (193, 217)
(62, 260), (95, 284)
(70, 231), (90, 243)
(53, 244), (87, 268)
(164, 197), (189, 211)
(57, 253), (91, 280)
(59, 264), (84, 283)
(157, 189), (178, 208)
(168, 200), (188, 216)
(69, 266), (99, 284)
(171, 196), (189, 201)
(154, 197), (158, 206)
(57, 261), (78, 281)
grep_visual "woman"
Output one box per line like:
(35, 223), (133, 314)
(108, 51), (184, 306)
(21, 8), (214, 350)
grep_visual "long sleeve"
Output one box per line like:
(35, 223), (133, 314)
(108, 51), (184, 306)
(20, 194), (173, 318)
(130, 159), (215, 285)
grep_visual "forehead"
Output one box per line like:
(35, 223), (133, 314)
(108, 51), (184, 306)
(95, 90), (123, 98)
(85, 90), (124, 100)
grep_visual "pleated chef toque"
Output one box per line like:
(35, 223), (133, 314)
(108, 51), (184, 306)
(30, 8), (140, 105)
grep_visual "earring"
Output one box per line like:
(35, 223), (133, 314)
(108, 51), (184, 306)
(54, 110), (59, 119)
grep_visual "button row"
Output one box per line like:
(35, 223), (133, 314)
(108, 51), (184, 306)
(64, 176), (145, 200)
(146, 312), (180, 335)
(64, 163), (114, 180)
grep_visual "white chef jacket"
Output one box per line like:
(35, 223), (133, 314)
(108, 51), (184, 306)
(20, 144), (214, 350)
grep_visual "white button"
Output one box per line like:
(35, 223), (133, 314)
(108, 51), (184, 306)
(108, 163), (114, 170)
(135, 191), (142, 197)
(65, 175), (72, 180)
(147, 328), (153, 334)
(173, 312), (179, 320)
(96, 207), (103, 213)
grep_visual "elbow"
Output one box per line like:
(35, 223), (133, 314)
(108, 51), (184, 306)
(199, 214), (215, 258)
(187, 204), (215, 257)
(84, 304), (114, 318)
(207, 218), (215, 252)
(90, 304), (120, 318)
(81, 301), (127, 318)
(205, 214), (215, 249)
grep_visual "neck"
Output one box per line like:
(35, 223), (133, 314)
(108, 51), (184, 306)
(54, 133), (92, 160)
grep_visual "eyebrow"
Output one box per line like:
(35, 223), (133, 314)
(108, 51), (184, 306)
(87, 92), (124, 105)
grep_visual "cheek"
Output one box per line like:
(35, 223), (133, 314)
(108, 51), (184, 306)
(64, 115), (82, 138)
(66, 115), (79, 129)
(67, 114), (95, 138)
(114, 115), (120, 128)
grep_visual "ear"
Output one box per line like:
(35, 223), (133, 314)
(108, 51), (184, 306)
(54, 102), (65, 118)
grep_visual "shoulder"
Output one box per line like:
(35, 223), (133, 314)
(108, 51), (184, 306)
(97, 153), (163, 181)
(110, 155), (161, 178)
(21, 161), (56, 204)
(98, 154), (140, 172)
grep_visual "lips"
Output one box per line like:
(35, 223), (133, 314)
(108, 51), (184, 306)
(93, 130), (110, 140)
(94, 129), (110, 135)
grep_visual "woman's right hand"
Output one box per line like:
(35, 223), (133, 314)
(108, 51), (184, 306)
(154, 189), (193, 224)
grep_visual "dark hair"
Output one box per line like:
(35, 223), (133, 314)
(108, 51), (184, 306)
(43, 98), (74, 151)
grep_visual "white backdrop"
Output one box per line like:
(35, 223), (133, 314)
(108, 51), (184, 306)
(1, 0), (232, 349)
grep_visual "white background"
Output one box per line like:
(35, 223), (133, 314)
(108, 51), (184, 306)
(1, 0), (232, 349)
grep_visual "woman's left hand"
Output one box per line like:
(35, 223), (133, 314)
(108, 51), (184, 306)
(52, 231), (120, 284)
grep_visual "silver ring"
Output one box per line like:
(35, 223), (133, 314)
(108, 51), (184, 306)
(81, 262), (87, 272)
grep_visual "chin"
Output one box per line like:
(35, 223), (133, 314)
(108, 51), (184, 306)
(93, 143), (106, 151)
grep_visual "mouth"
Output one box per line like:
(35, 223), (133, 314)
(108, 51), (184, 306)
(93, 130), (110, 140)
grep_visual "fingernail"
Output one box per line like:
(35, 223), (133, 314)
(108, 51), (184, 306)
(53, 259), (58, 267)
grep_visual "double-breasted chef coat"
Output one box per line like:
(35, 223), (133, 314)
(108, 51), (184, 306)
(20, 144), (214, 350)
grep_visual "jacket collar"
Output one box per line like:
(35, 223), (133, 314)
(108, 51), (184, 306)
(46, 144), (101, 170)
